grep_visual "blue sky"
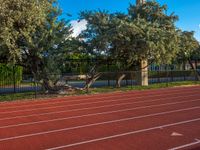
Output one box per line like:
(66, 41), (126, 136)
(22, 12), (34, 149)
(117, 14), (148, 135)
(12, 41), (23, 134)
(58, 0), (200, 41)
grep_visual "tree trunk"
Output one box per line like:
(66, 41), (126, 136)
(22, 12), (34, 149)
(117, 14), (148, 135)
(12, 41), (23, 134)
(183, 61), (186, 70)
(188, 59), (200, 81)
(136, 59), (148, 86)
(195, 60), (198, 69)
(32, 68), (73, 94)
(84, 73), (102, 89)
(116, 73), (126, 88)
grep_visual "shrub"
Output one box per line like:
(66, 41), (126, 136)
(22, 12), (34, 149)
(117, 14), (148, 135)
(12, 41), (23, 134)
(0, 64), (23, 85)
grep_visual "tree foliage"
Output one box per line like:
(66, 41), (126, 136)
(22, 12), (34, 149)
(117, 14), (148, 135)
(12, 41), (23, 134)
(127, 1), (179, 64)
(79, 1), (180, 70)
(177, 31), (199, 61)
(176, 31), (200, 79)
(0, 0), (49, 63)
(0, 0), (74, 91)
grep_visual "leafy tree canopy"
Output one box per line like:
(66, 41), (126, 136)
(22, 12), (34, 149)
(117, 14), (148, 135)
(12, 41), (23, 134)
(0, 0), (49, 63)
(0, 0), (73, 75)
(79, 1), (180, 70)
(177, 31), (199, 61)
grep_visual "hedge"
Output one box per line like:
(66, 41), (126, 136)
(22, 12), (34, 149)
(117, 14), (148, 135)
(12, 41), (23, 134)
(0, 64), (23, 85)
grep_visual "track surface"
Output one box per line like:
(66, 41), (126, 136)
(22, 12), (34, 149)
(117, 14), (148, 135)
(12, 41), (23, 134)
(0, 86), (200, 150)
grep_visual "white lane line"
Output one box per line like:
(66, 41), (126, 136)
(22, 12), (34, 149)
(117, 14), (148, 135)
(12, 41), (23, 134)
(0, 106), (199, 142)
(168, 139), (200, 150)
(0, 87), (199, 110)
(46, 118), (200, 150)
(0, 91), (199, 115)
(0, 99), (200, 129)
(0, 93), (199, 121)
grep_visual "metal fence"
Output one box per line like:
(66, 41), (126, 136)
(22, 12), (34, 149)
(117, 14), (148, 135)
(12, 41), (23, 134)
(0, 70), (199, 97)
(0, 73), (40, 97)
(65, 70), (199, 88)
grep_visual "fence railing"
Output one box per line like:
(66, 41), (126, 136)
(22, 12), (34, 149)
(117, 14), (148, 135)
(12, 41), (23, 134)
(0, 73), (40, 96)
(0, 70), (199, 96)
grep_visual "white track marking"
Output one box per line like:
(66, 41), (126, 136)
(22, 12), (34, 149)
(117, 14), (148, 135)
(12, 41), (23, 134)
(0, 99), (200, 129)
(171, 132), (183, 137)
(168, 139), (200, 150)
(0, 87), (199, 110)
(0, 91), (199, 115)
(0, 93), (199, 121)
(0, 106), (199, 142)
(46, 118), (200, 150)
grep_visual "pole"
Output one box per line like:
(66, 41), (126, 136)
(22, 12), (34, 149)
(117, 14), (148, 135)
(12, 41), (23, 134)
(13, 66), (16, 93)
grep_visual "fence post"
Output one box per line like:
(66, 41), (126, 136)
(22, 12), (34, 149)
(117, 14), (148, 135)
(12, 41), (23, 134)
(195, 70), (198, 81)
(13, 66), (16, 93)
(183, 70), (186, 81)
(86, 74), (89, 93)
(86, 59), (90, 94)
(170, 70), (173, 82)
(158, 70), (160, 83)
(34, 76), (37, 99)
(131, 71), (133, 89)
(126, 72), (128, 86)
(166, 70), (169, 87)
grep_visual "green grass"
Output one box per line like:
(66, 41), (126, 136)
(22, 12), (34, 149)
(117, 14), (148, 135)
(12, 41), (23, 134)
(0, 81), (200, 102)
(0, 92), (36, 102)
(0, 92), (61, 102)
(87, 81), (200, 94)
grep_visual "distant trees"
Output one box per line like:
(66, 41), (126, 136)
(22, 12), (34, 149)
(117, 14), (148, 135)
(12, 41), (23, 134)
(177, 31), (200, 78)
(177, 31), (199, 64)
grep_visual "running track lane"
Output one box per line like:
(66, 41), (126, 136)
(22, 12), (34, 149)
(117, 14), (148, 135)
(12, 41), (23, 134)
(0, 87), (199, 118)
(0, 86), (199, 150)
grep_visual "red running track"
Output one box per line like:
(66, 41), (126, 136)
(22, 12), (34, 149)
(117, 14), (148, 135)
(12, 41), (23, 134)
(0, 86), (200, 150)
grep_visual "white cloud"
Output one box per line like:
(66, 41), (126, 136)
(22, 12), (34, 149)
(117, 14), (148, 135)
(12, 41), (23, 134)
(70, 19), (87, 37)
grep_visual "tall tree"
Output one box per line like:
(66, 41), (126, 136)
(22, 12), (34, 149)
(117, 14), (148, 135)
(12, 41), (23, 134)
(128, 1), (179, 63)
(0, 0), (73, 91)
(79, 11), (112, 88)
(80, 1), (180, 87)
(177, 31), (199, 61)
